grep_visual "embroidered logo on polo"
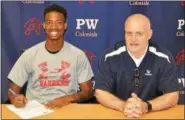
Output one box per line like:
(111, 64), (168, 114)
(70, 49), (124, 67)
(144, 70), (152, 76)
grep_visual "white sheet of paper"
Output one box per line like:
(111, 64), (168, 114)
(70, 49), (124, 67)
(7, 100), (54, 119)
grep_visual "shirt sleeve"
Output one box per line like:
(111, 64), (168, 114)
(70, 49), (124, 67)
(158, 52), (180, 94)
(94, 53), (115, 93)
(77, 51), (94, 83)
(7, 51), (31, 87)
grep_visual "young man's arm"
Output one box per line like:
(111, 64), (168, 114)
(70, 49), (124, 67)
(7, 49), (30, 107)
(71, 80), (94, 102)
(45, 80), (93, 109)
(8, 82), (27, 107)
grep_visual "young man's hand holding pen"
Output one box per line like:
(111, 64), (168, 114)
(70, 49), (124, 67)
(8, 89), (27, 107)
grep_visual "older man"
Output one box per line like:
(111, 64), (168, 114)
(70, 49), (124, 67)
(94, 13), (179, 118)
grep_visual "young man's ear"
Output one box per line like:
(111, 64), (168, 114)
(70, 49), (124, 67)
(64, 23), (67, 30)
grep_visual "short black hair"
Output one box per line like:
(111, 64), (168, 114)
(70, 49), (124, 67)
(44, 4), (67, 22)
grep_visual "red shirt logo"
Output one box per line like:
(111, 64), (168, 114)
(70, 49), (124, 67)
(38, 61), (71, 87)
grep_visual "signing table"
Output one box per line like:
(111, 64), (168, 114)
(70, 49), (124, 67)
(1, 104), (184, 119)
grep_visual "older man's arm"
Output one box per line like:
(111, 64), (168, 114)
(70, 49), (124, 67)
(124, 91), (179, 117)
(148, 91), (179, 111)
(95, 89), (125, 112)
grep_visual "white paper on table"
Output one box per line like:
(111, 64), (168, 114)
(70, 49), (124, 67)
(7, 100), (54, 119)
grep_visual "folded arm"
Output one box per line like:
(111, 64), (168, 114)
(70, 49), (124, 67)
(148, 91), (179, 111)
(95, 89), (125, 112)
(124, 91), (179, 118)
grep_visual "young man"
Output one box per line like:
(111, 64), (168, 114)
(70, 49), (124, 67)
(94, 13), (179, 118)
(8, 4), (94, 109)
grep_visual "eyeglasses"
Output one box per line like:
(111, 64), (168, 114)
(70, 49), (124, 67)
(134, 68), (139, 87)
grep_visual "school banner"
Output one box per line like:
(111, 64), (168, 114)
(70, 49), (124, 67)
(1, 1), (184, 104)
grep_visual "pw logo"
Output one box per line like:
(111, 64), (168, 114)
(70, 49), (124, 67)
(24, 18), (42, 36)
(76, 19), (99, 30)
(177, 19), (185, 30)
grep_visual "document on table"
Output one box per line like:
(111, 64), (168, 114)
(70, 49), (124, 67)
(7, 100), (54, 119)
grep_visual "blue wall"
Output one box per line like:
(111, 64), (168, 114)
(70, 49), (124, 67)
(1, 1), (184, 104)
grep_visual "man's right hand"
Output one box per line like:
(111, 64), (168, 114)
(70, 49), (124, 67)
(11, 94), (27, 107)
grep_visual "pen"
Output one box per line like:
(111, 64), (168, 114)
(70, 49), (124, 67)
(9, 88), (27, 103)
(9, 88), (18, 96)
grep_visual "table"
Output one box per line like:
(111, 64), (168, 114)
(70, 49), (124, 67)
(1, 104), (184, 119)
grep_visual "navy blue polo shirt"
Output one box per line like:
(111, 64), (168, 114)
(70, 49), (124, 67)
(95, 41), (179, 101)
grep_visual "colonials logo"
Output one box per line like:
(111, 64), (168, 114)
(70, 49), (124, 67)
(75, 19), (99, 37)
(22, 0), (44, 4)
(176, 19), (185, 37)
(24, 18), (42, 36)
(129, 0), (150, 6)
